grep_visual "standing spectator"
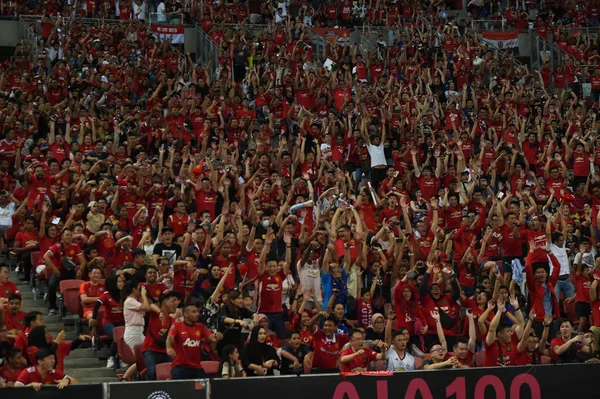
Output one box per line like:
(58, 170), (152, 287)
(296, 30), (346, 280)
(43, 228), (86, 316)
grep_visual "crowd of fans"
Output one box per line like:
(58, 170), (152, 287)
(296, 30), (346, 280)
(0, 0), (599, 388)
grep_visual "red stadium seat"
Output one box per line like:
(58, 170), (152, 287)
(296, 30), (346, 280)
(59, 279), (84, 325)
(414, 356), (424, 370)
(541, 356), (551, 364)
(201, 360), (220, 378)
(475, 351), (485, 367)
(134, 344), (147, 379)
(113, 326), (136, 367)
(156, 362), (172, 381)
(374, 359), (386, 371)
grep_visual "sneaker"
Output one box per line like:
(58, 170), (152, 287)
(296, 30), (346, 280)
(48, 309), (57, 316)
(106, 357), (115, 369)
(119, 362), (130, 369)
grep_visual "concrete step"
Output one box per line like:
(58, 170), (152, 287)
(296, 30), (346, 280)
(21, 306), (48, 314)
(65, 367), (118, 379)
(64, 357), (106, 368)
(68, 347), (111, 359)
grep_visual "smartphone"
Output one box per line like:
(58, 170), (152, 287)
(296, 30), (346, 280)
(497, 191), (505, 199)
(51, 217), (61, 225)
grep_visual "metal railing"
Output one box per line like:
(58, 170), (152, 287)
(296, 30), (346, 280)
(195, 24), (220, 80)
(17, 16), (39, 62)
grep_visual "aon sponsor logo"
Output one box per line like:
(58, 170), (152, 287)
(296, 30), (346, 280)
(183, 338), (202, 347)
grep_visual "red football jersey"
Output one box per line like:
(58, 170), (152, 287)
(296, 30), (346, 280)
(168, 321), (212, 369)
(16, 366), (67, 386)
(98, 291), (124, 325)
(312, 329), (348, 370)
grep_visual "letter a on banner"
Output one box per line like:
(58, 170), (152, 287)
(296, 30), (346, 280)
(332, 382), (361, 399)
(404, 378), (433, 399)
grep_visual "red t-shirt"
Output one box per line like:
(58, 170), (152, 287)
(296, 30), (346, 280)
(47, 243), (83, 272)
(0, 281), (20, 308)
(4, 310), (27, 337)
(499, 224), (525, 257)
(484, 333), (520, 367)
(312, 329), (348, 370)
(98, 291), (124, 325)
(0, 366), (24, 383)
(17, 366), (67, 386)
(339, 347), (378, 372)
(257, 270), (286, 314)
(168, 321), (212, 369)
(173, 269), (196, 299)
(142, 313), (174, 354)
(194, 189), (217, 218)
(574, 275), (591, 303)
(416, 175), (441, 200)
(79, 281), (105, 315)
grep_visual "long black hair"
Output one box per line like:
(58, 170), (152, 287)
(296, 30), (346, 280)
(218, 344), (238, 377)
(105, 275), (123, 303)
(27, 326), (52, 350)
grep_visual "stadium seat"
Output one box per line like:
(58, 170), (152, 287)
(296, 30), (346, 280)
(201, 360), (220, 378)
(374, 359), (386, 371)
(59, 279), (84, 328)
(541, 356), (551, 364)
(475, 351), (485, 367)
(156, 362), (172, 381)
(134, 344), (147, 380)
(414, 356), (424, 370)
(113, 326), (136, 368)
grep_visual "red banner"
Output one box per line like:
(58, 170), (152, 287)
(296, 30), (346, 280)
(151, 24), (185, 44)
(151, 24), (185, 35)
(312, 28), (351, 38)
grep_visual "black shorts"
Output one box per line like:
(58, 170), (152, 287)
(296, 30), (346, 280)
(575, 302), (592, 319)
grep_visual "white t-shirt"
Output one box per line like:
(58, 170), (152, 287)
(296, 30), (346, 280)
(157, 2), (167, 22)
(124, 297), (145, 326)
(367, 143), (386, 167)
(133, 1), (146, 20)
(0, 202), (15, 227)
(296, 259), (322, 304)
(573, 248), (597, 270)
(386, 347), (415, 371)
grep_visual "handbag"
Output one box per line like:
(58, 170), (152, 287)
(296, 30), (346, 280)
(435, 299), (456, 330)
(60, 244), (77, 271)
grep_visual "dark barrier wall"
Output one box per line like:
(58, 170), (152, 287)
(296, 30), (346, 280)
(1, 384), (103, 399)
(108, 379), (207, 399)
(211, 364), (600, 399)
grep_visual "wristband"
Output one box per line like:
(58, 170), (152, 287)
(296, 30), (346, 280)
(513, 307), (520, 312)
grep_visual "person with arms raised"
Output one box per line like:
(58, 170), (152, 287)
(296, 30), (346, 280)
(483, 298), (525, 367)
(43, 228), (86, 316)
(524, 241), (562, 339)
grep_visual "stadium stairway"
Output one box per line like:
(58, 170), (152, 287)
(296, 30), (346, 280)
(10, 270), (119, 384)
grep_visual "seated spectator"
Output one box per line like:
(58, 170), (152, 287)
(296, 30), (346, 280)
(4, 294), (26, 342)
(26, 326), (90, 371)
(241, 325), (280, 377)
(0, 347), (27, 387)
(15, 347), (77, 390)
(280, 329), (312, 375)
(219, 344), (245, 378)
(340, 328), (386, 372)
